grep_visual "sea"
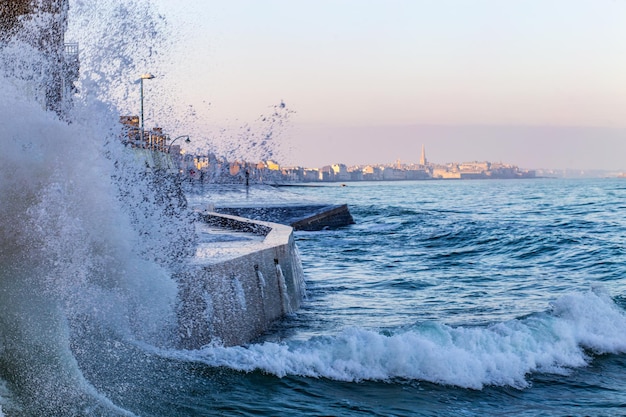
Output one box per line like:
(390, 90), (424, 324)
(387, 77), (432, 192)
(170, 178), (626, 417)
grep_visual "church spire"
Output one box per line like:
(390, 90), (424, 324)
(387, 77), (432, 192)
(420, 144), (427, 166)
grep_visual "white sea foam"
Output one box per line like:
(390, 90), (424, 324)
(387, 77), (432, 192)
(170, 289), (626, 389)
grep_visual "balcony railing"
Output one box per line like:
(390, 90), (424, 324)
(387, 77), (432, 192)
(64, 42), (79, 56)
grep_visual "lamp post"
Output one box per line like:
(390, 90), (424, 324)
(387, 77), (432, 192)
(139, 73), (155, 146)
(167, 135), (191, 154)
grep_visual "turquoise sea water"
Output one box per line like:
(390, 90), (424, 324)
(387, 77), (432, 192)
(143, 178), (626, 417)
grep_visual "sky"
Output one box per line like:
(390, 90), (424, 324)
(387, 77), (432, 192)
(151, 0), (626, 170)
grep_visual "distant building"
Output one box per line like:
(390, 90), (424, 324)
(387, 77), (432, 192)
(318, 166), (333, 181)
(266, 160), (280, 171)
(0, 0), (79, 116)
(432, 165), (461, 179)
(120, 116), (168, 152)
(120, 116), (140, 145)
(382, 167), (406, 180)
(331, 164), (350, 181)
(349, 168), (364, 181)
(420, 144), (427, 166)
(229, 161), (242, 176)
(362, 165), (383, 181)
(406, 168), (430, 180)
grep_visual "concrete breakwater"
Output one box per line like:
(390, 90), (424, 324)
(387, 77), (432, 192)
(214, 203), (355, 231)
(127, 151), (312, 347)
(176, 212), (305, 348)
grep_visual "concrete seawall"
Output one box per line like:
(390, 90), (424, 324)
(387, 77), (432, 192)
(175, 212), (305, 348)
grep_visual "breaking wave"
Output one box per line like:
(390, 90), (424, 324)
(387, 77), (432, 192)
(0, 2), (194, 414)
(169, 289), (626, 390)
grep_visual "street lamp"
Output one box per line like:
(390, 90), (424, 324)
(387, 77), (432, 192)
(139, 73), (155, 146)
(168, 135), (191, 154)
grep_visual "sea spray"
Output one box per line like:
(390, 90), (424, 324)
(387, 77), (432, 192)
(0, 77), (149, 415)
(226, 101), (295, 165)
(66, 0), (170, 115)
(0, 1), (198, 414)
(191, 101), (297, 184)
(0, 1), (70, 116)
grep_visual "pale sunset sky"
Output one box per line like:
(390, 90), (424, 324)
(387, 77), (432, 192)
(150, 0), (626, 170)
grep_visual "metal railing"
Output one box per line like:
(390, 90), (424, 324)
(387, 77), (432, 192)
(64, 42), (79, 56)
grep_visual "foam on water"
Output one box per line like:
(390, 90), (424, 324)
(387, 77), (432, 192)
(165, 288), (626, 390)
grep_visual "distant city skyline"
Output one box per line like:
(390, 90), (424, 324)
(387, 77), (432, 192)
(99, 0), (626, 171)
(288, 124), (626, 171)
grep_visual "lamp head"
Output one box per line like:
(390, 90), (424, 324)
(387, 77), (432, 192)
(140, 73), (155, 80)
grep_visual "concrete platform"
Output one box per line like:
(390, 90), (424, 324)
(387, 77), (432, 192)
(213, 203), (355, 231)
(184, 184), (355, 231)
(175, 212), (305, 348)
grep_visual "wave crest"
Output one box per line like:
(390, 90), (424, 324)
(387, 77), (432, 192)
(169, 289), (626, 390)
